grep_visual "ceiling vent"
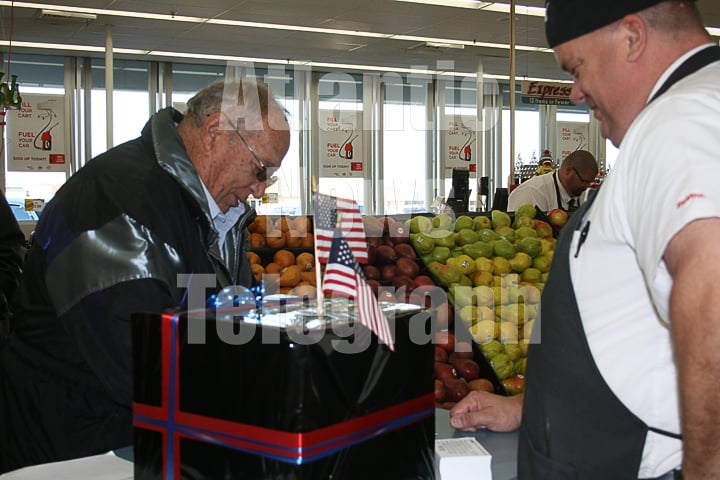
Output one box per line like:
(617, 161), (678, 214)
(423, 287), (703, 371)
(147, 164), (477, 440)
(406, 41), (465, 54)
(35, 9), (97, 25)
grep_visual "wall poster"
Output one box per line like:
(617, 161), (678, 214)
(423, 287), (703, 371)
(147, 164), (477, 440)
(6, 94), (67, 172)
(319, 110), (364, 177)
(443, 116), (476, 176)
(557, 121), (589, 160)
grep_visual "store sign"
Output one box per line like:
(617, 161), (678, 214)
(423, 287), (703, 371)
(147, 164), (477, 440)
(318, 110), (364, 178)
(6, 93), (67, 172)
(521, 81), (573, 105)
(557, 121), (589, 160)
(443, 116), (477, 175)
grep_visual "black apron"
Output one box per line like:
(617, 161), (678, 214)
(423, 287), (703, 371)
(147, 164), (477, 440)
(518, 45), (720, 480)
(552, 172), (572, 212)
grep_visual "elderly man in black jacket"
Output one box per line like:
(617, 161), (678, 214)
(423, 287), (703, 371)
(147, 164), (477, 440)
(0, 78), (290, 472)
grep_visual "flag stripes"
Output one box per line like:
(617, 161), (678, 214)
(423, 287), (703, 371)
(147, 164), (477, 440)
(313, 193), (368, 264)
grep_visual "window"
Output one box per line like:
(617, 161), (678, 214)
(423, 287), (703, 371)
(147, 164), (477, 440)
(90, 59), (151, 157)
(383, 74), (429, 214)
(502, 110), (540, 187)
(317, 72), (365, 211)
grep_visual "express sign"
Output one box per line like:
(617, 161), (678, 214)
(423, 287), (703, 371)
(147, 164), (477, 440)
(521, 81), (574, 105)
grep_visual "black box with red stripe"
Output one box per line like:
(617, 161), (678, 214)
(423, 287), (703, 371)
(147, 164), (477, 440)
(132, 302), (435, 479)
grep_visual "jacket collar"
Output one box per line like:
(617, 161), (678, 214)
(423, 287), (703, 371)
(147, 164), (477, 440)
(143, 107), (255, 228)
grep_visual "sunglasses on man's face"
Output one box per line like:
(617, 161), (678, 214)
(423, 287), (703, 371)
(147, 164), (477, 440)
(225, 118), (279, 187)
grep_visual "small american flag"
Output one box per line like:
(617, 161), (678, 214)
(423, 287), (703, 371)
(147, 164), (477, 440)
(323, 235), (395, 351)
(313, 192), (368, 264)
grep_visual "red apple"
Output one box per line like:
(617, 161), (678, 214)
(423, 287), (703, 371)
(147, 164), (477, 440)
(533, 219), (554, 237)
(414, 275), (435, 287)
(547, 208), (569, 230)
(388, 221), (410, 244)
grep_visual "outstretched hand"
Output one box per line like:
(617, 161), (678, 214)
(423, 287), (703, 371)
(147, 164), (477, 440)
(449, 391), (524, 432)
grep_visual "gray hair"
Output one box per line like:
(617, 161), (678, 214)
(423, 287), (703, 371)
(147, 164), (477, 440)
(184, 79), (286, 132)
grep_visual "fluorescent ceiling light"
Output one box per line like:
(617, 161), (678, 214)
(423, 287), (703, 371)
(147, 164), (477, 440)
(393, 0), (545, 16)
(39, 9), (96, 20)
(424, 42), (465, 49)
(393, 0), (493, 9)
(0, 40), (147, 55)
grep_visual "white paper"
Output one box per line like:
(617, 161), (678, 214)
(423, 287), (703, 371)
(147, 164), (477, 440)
(0, 454), (133, 480)
(436, 437), (492, 480)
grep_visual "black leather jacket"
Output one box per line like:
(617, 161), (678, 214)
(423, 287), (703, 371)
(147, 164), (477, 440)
(0, 192), (25, 342)
(0, 107), (255, 472)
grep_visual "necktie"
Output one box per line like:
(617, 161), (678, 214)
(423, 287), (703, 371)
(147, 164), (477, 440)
(567, 199), (577, 212)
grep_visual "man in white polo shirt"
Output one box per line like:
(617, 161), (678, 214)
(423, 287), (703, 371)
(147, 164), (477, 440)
(450, 1), (720, 478)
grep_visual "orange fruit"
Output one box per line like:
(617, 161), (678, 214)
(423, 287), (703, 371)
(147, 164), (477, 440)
(265, 227), (283, 238)
(247, 251), (261, 265)
(293, 216), (312, 236)
(273, 249), (296, 268)
(265, 262), (283, 274)
(250, 263), (264, 283)
(279, 264), (301, 287)
(266, 232), (286, 249)
(300, 269), (318, 286)
(250, 233), (266, 248)
(291, 284), (317, 299)
(284, 231), (303, 248)
(276, 216), (292, 233)
(300, 234), (314, 248)
(250, 215), (271, 234)
(296, 252), (315, 272)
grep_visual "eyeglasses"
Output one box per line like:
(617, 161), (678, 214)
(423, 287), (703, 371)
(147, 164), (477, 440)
(225, 117), (279, 187)
(572, 166), (595, 187)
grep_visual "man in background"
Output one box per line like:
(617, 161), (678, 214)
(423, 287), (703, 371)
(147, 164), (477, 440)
(0, 79), (290, 472)
(507, 149), (598, 212)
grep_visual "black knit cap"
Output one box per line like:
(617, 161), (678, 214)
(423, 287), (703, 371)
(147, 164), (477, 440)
(545, 0), (683, 48)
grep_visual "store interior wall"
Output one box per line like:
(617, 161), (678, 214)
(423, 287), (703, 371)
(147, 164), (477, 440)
(2, 53), (600, 217)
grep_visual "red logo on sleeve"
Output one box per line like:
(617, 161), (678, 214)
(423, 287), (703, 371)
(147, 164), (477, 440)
(676, 193), (705, 208)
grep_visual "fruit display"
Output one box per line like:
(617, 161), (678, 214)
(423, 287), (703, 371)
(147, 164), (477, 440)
(362, 214), (452, 329)
(433, 330), (501, 410)
(247, 215), (318, 296)
(248, 215), (314, 250)
(247, 209), (544, 403)
(408, 204), (558, 396)
(248, 214), (450, 324)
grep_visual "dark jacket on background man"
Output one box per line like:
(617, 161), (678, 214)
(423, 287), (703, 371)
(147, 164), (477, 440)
(0, 192), (26, 343)
(0, 107), (255, 473)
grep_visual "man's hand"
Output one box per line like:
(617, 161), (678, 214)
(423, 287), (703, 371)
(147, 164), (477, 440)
(449, 391), (524, 432)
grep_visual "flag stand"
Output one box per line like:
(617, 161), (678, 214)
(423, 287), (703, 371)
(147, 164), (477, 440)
(311, 177), (325, 316)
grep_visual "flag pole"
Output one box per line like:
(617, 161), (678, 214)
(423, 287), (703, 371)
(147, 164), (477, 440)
(311, 177), (325, 316)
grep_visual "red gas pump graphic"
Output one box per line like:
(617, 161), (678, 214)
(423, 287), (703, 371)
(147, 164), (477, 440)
(459, 126), (475, 162)
(40, 131), (52, 151)
(34, 104), (59, 152)
(339, 130), (358, 161)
